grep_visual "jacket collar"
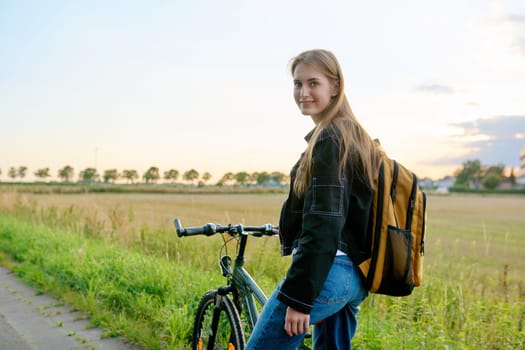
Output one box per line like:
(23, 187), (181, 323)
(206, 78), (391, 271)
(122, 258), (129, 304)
(304, 128), (315, 142)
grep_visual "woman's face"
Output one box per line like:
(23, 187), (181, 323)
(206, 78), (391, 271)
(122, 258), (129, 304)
(293, 63), (339, 123)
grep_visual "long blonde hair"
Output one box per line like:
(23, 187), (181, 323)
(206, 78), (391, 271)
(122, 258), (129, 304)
(291, 49), (383, 197)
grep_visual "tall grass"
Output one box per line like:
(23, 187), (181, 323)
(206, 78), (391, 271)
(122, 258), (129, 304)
(0, 190), (524, 349)
(0, 211), (242, 349)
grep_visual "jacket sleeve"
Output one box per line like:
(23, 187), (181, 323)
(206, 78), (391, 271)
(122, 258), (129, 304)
(277, 133), (352, 314)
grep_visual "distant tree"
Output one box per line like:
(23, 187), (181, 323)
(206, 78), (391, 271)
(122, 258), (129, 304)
(34, 167), (51, 181)
(122, 169), (139, 184)
(58, 166), (74, 182)
(143, 167), (160, 184)
(103, 169), (119, 183)
(256, 171), (271, 185)
(251, 172), (260, 185)
(509, 168), (516, 186)
(270, 171), (287, 185)
(183, 169), (199, 185)
(218, 172), (234, 186)
(454, 159), (481, 188)
(18, 166), (28, 180)
(234, 171), (251, 186)
(201, 172), (212, 184)
(79, 168), (99, 183)
(483, 164), (505, 177)
(8, 167), (17, 180)
(482, 173), (502, 190)
(163, 169), (179, 183)
(480, 165), (505, 189)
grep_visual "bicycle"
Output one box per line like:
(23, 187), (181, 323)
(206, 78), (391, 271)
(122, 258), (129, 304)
(174, 219), (311, 350)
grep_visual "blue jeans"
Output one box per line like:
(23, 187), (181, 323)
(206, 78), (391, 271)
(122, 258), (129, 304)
(245, 255), (368, 350)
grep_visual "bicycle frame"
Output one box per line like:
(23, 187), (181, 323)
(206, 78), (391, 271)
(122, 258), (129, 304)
(175, 219), (311, 349)
(230, 234), (268, 330)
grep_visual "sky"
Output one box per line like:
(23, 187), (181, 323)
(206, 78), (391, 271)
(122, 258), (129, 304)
(1, 0), (524, 182)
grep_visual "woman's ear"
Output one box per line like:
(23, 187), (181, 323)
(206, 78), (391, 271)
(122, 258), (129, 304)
(331, 80), (340, 97)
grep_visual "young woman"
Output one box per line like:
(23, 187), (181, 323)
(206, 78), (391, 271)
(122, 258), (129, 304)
(245, 49), (383, 349)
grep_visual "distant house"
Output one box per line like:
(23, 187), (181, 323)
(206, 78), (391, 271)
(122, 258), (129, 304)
(434, 176), (455, 193)
(419, 177), (434, 190)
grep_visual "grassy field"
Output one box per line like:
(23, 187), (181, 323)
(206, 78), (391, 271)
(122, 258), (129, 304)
(0, 190), (524, 349)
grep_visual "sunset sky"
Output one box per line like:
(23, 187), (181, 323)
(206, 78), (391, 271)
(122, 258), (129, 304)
(1, 0), (524, 182)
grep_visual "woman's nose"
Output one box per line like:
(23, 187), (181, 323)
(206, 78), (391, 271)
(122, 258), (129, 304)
(300, 86), (309, 97)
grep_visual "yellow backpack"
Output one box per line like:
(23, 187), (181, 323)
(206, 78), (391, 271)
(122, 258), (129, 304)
(358, 156), (427, 296)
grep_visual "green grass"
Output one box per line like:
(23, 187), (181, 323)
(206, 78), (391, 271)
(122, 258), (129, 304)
(0, 191), (524, 349)
(0, 214), (220, 349)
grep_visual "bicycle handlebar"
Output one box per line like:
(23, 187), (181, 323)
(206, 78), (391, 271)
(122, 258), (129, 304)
(174, 218), (276, 238)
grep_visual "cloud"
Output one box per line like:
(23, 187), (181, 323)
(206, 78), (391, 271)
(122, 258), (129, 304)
(506, 15), (525, 24)
(413, 84), (455, 95)
(444, 115), (525, 166)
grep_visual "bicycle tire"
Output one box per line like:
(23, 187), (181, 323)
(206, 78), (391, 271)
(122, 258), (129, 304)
(192, 289), (245, 350)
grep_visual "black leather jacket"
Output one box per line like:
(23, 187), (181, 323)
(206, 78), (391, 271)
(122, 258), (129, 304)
(277, 126), (373, 314)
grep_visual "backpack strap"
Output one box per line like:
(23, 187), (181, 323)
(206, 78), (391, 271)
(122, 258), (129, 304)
(390, 160), (399, 202)
(405, 173), (418, 230)
(391, 160), (399, 227)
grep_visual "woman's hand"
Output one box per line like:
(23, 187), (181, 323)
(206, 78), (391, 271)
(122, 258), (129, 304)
(284, 306), (310, 336)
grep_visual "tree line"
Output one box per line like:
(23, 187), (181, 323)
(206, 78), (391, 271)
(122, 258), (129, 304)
(1, 160), (522, 190)
(453, 159), (520, 190)
(0, 166), (290, 187)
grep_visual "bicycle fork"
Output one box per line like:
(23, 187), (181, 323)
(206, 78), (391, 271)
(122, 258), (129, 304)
(208, 286), (235, 350)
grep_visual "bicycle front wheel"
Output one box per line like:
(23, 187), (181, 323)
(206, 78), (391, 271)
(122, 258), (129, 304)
(193, 289), (245, 350)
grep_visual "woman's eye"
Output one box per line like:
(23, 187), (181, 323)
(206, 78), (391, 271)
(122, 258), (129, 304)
(294, 82), (302, 88)
(309, 82), (317, 88)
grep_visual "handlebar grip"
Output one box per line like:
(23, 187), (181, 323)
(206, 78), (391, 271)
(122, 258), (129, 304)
(174, 219), (217, 237)
(174, 219), (184, 237)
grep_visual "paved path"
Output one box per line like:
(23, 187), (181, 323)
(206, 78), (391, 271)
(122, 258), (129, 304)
(0, 266), (143, 350)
